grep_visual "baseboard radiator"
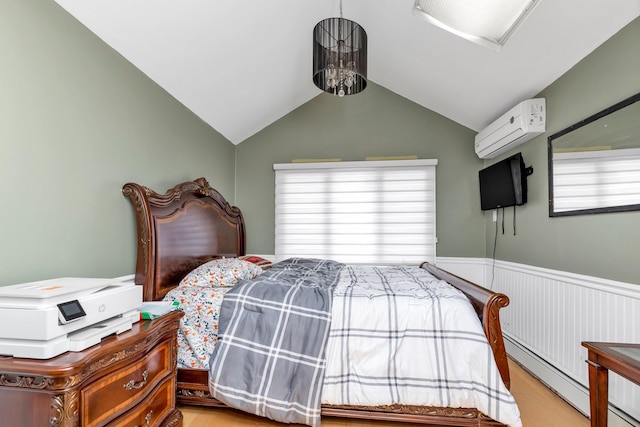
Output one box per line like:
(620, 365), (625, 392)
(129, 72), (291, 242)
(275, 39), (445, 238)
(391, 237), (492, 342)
(436, 257), (640, 426)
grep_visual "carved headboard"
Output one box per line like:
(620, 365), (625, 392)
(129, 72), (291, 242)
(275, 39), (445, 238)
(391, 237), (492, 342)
(122, 178), (246, 301)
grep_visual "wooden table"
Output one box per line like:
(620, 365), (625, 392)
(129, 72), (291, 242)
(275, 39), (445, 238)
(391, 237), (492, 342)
(581, 342), (640, 427)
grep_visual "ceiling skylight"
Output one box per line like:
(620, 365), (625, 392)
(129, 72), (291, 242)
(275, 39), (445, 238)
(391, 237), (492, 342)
(413, 0), (539, 51)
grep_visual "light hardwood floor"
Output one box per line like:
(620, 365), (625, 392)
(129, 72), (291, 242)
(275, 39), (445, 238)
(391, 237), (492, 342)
(180, 358), (590, 427)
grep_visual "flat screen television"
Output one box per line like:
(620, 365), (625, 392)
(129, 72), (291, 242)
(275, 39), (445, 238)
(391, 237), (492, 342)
(479, 152), (533, 211)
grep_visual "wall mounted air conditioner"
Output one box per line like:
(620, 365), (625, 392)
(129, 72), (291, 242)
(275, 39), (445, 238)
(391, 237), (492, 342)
(474, 98), (546, 159)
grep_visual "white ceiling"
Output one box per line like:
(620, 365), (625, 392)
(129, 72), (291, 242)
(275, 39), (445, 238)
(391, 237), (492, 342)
(54, 0), (640, 145)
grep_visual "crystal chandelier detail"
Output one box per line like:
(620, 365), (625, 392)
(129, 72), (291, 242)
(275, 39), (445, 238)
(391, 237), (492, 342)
(313, 1), (367, 97)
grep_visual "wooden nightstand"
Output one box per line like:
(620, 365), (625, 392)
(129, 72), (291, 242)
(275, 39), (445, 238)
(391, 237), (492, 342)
(0, 310), (184, 426)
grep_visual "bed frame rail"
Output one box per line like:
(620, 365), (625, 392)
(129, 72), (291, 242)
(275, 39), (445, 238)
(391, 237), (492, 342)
(420, 262), (510, 389)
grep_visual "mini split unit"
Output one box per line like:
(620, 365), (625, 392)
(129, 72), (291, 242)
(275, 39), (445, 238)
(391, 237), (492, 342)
(474, 98), (546, 159)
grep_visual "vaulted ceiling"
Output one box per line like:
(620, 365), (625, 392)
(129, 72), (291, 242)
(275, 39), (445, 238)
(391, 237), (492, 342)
(54, 0), (640, 145)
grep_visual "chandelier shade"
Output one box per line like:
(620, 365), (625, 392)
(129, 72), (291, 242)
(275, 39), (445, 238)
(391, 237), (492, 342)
(313, 17), (367, 97)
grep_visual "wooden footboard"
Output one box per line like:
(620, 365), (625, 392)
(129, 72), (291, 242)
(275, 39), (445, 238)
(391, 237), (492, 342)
(176, 370), (506, 426)
(419, 262), (511, 389)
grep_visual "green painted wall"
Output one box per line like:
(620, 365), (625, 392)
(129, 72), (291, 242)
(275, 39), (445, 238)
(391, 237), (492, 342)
(3, 1), (637, 287)
(0, 0), (235, 286)
(235, 83), (485, 258)
(482, 17), (640, 285)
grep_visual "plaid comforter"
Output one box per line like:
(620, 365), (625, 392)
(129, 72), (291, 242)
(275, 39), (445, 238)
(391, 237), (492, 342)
(322, 265), (522, 427)
(209, 260), (522, 427)
(208, 258), (344, 427)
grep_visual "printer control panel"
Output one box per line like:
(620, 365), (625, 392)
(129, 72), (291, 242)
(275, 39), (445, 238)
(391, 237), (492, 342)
(57, 300), (87, 324)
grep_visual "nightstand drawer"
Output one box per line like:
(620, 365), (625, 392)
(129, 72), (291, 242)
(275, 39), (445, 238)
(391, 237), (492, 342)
(105, 375), (176, 427)
(83, 341), (171, 426)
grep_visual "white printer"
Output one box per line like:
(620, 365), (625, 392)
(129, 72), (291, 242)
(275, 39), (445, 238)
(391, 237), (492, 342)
(0, 275), (143, 359)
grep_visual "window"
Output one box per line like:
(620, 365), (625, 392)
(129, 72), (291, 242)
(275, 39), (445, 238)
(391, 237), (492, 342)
(273, 159), (437, 265)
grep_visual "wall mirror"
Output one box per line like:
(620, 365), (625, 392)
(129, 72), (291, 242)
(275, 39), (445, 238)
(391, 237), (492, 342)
(548, 92), (640, 217)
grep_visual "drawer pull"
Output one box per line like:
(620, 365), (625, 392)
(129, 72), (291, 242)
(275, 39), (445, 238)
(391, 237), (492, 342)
(123, 370), (149, 391)
(135, 410), (153, 427)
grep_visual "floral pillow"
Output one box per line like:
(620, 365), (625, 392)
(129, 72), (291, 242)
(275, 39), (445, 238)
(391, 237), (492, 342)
(179, 257), (263, 288)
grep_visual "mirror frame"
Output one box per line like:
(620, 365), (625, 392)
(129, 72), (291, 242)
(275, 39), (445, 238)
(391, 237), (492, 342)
(548, 91), (640, 217)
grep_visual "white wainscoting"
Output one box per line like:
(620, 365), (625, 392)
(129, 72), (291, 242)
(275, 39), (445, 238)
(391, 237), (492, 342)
(436, 257), (640, 427)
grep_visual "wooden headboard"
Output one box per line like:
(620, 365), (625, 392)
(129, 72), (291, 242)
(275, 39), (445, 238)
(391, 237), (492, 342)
(122, 178), (246, 301)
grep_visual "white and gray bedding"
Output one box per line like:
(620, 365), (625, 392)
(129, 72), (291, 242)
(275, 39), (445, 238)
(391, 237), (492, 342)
(165, 257), (522, 427)
(209, 257), (344, 427)
(323, 264), (521, 426)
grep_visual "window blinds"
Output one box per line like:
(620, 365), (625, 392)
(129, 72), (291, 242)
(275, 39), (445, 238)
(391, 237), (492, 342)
(273, 159), (437, 265)
(552, 148), (640, 213)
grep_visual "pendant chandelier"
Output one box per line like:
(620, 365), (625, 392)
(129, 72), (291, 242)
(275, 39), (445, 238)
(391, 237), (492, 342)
(313, 1), (367, 97)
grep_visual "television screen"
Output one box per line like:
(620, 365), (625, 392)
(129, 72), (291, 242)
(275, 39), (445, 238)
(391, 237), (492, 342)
(479, 153), (531, 211)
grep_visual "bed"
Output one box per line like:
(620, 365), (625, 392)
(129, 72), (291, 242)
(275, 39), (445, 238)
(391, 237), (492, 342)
(122, 177), (519, 427)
